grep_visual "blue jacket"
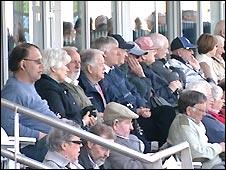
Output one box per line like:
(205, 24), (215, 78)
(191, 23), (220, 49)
(202, 113), (225, 143)
(99, 66), (147, 112)
(35, 74), (82, 125)
(141, 63), (178, 105)
(78, 72), (105, 112)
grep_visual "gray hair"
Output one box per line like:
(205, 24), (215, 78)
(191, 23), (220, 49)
(211, 84), (223, 100)
(80, 48), (104, 74)
(149, 33), (168, 49)
(46, 119), (81, 152)
(214, 35), (225, 45)
(91, 36), (118, 52)
(185, 80), (212, 97)
(214, 20), (225, 36)
(42, 48), (71, 75)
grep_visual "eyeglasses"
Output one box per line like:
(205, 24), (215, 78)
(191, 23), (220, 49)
(192, 107), (207, 113)
(24, 58), (43, 64)
(67, 140), (83, 145)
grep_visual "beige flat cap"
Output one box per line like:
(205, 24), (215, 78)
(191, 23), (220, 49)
(103, 102), (139, 123)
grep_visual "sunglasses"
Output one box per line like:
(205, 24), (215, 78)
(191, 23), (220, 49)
(67, 140), (83, 145)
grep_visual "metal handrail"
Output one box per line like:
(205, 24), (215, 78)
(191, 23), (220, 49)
(1, 148), (51, 169)
(1, 98), (193, 169)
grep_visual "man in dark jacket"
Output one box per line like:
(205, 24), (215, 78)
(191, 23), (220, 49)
(79, 123), (115, 169)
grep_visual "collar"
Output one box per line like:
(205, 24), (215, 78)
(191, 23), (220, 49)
(44, 151), (70, 168)
(64, 76), (79, 86)
(88, 154), (99, 169)
(170, 54), (187, 65)
(116, 134), (129, 140)
(104, 64), (114, 74)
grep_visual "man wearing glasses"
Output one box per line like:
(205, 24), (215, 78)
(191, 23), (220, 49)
(167, 90), (225, 169)
(43, 119), (84, 169)
(1, 43), (58, 162)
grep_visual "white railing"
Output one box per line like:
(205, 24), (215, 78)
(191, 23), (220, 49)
(1, 98), (194, 169)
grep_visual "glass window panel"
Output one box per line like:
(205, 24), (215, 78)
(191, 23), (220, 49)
(202, 1), (211, 33)
(156, 1), (167, 36)
(130, 1), (155, 41)
(181, 1), (197, 44)
(88, 1), (112, 44)
(62, 1), (76, 48)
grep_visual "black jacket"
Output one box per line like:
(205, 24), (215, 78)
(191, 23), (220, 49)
(35, 74), (82, 125)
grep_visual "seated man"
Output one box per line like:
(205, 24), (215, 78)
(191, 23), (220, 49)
(78, 48), (107, 113)
(103, 102), (154, 169)
(93, 35), (175, 147)
(43, 119), (84, 169)
(135, 36), (179, 105)
(61, 46), (100, 124)
(149, 33), (185, 89)
(167, 90), (225, 169)
(168, 36), (208, 88)
(186, 80), (225, 143)
(1, 43), (58, 162)
(79, 123), (115, 169)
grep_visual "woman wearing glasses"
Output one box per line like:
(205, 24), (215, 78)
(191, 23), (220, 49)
(43, 119), (84, 169)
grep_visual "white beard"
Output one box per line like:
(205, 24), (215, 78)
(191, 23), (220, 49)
(70, 69), (80, 81)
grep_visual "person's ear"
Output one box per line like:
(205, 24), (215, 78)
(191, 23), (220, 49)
(50, 66), (56, 73)
(20, 60), (26, 70)
(87, 64), (93, 74)
(186, 106), (193, 116)
(87, 141), (94, 149)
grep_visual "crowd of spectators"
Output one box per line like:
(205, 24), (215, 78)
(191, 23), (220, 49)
(1, 19), (225, 169)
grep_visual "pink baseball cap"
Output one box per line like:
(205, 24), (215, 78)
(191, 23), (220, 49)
(135, 36), (159, 50)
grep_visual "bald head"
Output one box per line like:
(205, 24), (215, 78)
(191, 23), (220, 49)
(149, 33), (169, 59)
(214, 20), (225, 38)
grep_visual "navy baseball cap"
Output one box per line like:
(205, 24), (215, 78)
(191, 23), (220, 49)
(171, 37), (197, 51)
(109, 34), (135, 50)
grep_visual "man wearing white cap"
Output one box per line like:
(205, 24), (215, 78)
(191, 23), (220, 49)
(103, 102), (153, 169)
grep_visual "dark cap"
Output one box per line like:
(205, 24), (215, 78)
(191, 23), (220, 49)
(109, 34), (135, 50)
(171, 37), (197, 51)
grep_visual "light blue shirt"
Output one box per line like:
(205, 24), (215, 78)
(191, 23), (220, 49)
(1, 76), (58, 139)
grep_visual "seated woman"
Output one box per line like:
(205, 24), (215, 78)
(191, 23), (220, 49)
(35, 48), (96, 129)
(208, 84), (225, 124)
(167, 90), (225, 169)
(43, 119), (84, 169)
(196, 33), (218, 84)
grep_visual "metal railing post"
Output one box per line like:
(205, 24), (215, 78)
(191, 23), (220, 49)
(14, 106), (20, 169)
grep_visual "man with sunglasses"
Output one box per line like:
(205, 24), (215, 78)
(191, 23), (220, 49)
(43, 119), (84, 169)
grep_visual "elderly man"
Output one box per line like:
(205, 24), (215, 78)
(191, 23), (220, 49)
(103, 102), (154, 169)
(214, 20), (225, 38)
(79, 123), (115, 169)
(91, 35), (154, 151)
(149, 33), (184, 90)
(135, 36), (179, 105)
(168, 36), (208, 87)
(186, 81), (225, 143)
(61, 46), (98, 126)
(1, 43), (58, 162)
(78, 48), (106, 112)
(167, 90), (225, 169)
